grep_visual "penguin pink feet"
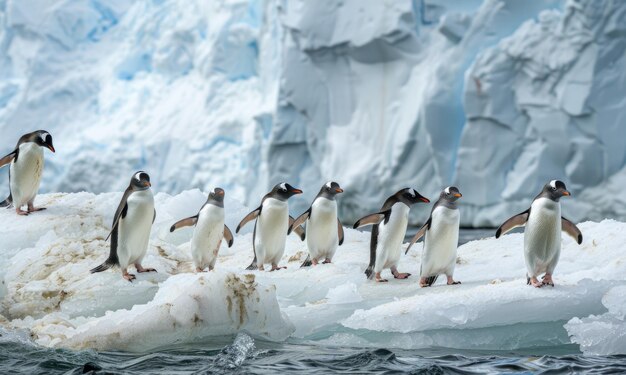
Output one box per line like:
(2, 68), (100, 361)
(391, 267), (411, 279)
(15, 208), (29, 216)
(446, 275), (461, 285)
(419, 277), (430, 287)
(542, 274), (554, 287)
(135, 264), (157, 273)
(122, 270), (136, 282)
(27, 202), (46, 213)
(312, 259), (319, 266)
(375, 272), (388, 283)
(529, 276), (543, 288)
(323, 258), (332, 264)
(270, 264), (287, 272)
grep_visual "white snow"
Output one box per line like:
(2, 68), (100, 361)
(0, 191), (625, 354)
(1, 0), (625, 227)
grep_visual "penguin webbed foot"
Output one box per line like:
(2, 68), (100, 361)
(135, 265), (157, 273)
(375, 272), (388, 283)
(393, 272), (411, 279)
(529, 276), (543, 288)
(269, 265), (287, 272)
(322, 259), (332, 264)
(446, 275), (461, 285)
(16, 208), (29, 216)
(123, 274), (136, 282)
(27, 206), (46, 213)
(541, 274), (554, 287)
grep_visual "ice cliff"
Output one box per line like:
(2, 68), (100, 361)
(0, 0), (625, 227)
(0, 191), (624, 355)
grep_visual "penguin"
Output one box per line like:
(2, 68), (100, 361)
(495, 180), (583, 287)
(169, 187), (234, 272)
(236, 183), (305, 271)
(353, 188), (430, 282)
(405, 186), (463, 287)
(90, 171), (157, 281)
(288, 181), (345, 267)
(0, 130), (55, 215)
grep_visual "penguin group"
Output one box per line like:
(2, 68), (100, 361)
(0, 130), (584, 287)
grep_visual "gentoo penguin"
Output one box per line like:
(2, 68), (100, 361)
(236, 183), (305, 271)
(90, 171), (157, 281)
(353, 188), (430, 282)
(169, 187), (234, 272)
(495, 180), (583, 287)
(405, 186), (463, 287)
(0, 130), (55, 215)
(288, 181), (344, 267)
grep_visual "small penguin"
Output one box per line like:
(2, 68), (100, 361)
(288, 181), (344, 267)
(353, 188), (430, 282)
(90, 171), (157, 281)
(169, 188), (234, 272)
(236, 183), (305, 271)
(405, 186), (463, 287)
(0, 130), (55, 215)
(496, 180), (582, 287)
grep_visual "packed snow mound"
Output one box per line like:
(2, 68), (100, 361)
(1, 0), (625, 226)
(565, 286), (626, 355)
(1, 192), (625, 352)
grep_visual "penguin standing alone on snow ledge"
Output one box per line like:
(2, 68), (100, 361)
(495, 180), (582, 287)
(405, 186), (463, 287)
(353, 188), (430, 282)
(90, 171), (157, 282)
(0, 130), (55, 215)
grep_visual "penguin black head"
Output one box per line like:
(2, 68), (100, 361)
(271, 182), (302, 201)
(130, 171), (151, 191)
(28, 130), (55, 153)
(441, 186), (462, 202)
(317, 181), (343, 200)
(541, 180), (570, 201)
(208, 187), (225, 204)
(394, 188), (430, 206)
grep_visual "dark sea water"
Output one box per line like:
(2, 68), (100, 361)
(2, 229), (624, 374)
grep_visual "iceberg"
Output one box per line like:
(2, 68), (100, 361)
(1, 0), (625, 227)
(0, 191), (624, 353)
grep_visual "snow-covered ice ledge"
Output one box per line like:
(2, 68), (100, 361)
(0, 192), (625, 354)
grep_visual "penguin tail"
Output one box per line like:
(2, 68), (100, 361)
(526, 275), (531, 285)
(0, 194), (12, 208)
(245, 260), (257, 271)
(90, 259), (116, 274)
(300, 255), (312, 268)
(423, 275), (438, 287)
(364, 265), (375, 280)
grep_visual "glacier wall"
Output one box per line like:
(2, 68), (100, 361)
(0, 0), (625, 226)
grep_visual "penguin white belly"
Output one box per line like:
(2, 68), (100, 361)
(117, 190), (154, 269)
(306, 198), (338, 260)
(421, 206), (460, 277)
(524, 198), (561, 277)
(10, 143), (44, 208)
(191, 204), (224, 269)
(375, 203), (409, 272)
(255, 198), (288, 265)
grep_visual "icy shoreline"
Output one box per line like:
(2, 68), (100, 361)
(0, 191), (625, 354)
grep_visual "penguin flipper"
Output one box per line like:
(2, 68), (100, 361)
(495, 209), (530, 238)
(353, 210), (389, 229)
(300, 255), (312, 268)
(106, 188), (133, 241)
(289, 215), (306, 241)
(364, 225), (379, 280)
(223, 225), (234, 247)
(561, 217), (583, 244)
(288, 209), (309, 235)
(406, 218), (431, 254)
(337, 219), (344, 246)
(169, 215), (198, 232)
(0, 150), (16, 168)
(237, 206), (261, 233)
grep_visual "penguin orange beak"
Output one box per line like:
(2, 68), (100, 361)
(47, 144), (55, 153)
(292, 188), (303, 194)
(421, 197), (430, 203)
(144, 181), (151, 187)
(217, 190), (224, 196)
(454, 193), (462, 198)
(563, 191), (570, 196)
(335, 188), (344, 193)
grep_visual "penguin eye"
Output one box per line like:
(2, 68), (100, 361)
(282, 188), (287, 193)
(551, 187), (557, 191)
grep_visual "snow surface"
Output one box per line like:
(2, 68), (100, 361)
(1, 0), (625, 227)
(0, 191), (625, 354)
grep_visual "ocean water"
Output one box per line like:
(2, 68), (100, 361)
(2, 229), (624, 374)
